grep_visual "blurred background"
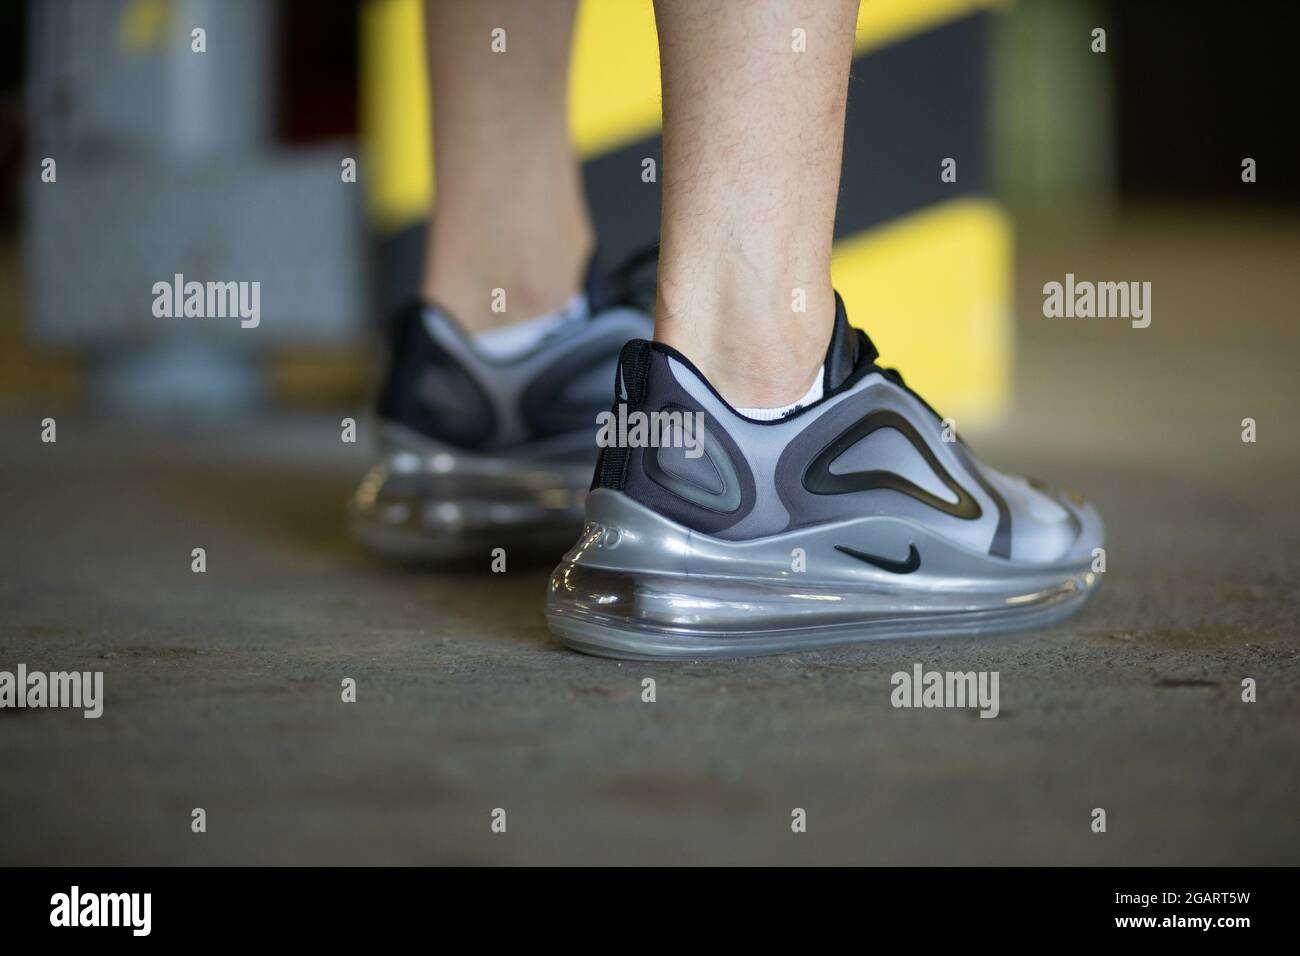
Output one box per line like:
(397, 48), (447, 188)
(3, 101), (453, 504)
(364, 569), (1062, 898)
(2, 0), (1295, 423)
(1, 1), (1298, 866)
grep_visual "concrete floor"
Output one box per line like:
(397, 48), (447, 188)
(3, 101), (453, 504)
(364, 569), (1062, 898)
(1, 210), (1298, 864)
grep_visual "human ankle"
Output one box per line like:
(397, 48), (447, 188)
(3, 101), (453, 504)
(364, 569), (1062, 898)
(654, 259), (834, 409)
(420, 191), (593, 333)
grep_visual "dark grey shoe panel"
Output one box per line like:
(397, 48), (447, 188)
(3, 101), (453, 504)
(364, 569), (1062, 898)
(616, 351), (758, 536)
(521, 327), (638, 440)
(377, 301), (651, 453)
(642, 403), (744, 514)
(378, 302), (497, 449)
(799, 407), (983, 520)
(770, 382), (1002, 550)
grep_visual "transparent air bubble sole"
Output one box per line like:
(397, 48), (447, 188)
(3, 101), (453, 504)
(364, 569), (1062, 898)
(546, 562), (1098, 659)
(544, 489), (1103, 659)
(350, 425), (593, 560)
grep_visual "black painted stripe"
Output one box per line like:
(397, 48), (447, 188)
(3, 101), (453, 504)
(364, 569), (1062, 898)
(583, 13), (989, 265)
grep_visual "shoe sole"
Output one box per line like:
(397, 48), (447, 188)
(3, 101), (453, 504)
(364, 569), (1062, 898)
(350, 424), (593, 561)
(546, 490), (1103, 660)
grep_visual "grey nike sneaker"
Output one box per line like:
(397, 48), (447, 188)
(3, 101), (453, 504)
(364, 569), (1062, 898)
(351, 254), (654, 559)
(546, 293), (1104, 658)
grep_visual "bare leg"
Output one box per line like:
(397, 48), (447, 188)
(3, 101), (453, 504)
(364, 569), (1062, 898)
(421, 0), (593, 332)
(653, 0), (858, 407)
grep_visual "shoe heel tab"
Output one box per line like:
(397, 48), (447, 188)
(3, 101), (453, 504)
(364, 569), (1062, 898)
(615, 338), (655, 408)
(824, 290), (879, 392)
(593, 339), (656, 493)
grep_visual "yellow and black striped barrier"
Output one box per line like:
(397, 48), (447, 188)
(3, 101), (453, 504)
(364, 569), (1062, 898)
(362, 0), (1011, 425)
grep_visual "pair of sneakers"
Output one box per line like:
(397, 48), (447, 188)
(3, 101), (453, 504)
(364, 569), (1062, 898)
(352, 255), (1103, 659)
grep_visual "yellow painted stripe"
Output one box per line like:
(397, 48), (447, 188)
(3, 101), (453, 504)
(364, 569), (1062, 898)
(569, 0), (662, 156)
(361, 0), (431, 230)
(854, 0), (1009, 56)
(362, 0), (1003, 231)
(832, 198), (1012, 427)
(118, 0), (173, 53)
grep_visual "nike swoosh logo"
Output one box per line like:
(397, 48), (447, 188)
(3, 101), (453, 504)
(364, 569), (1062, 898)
(834, 543), (921, 574)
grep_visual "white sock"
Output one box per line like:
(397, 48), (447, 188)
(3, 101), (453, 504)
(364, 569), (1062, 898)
(458, 292), (588, 360)
(736, 367), (825, 421)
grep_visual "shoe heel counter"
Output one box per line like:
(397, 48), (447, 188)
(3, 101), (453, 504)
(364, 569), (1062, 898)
(377, 302), (497, 449)
(590, 342), (758, 537)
